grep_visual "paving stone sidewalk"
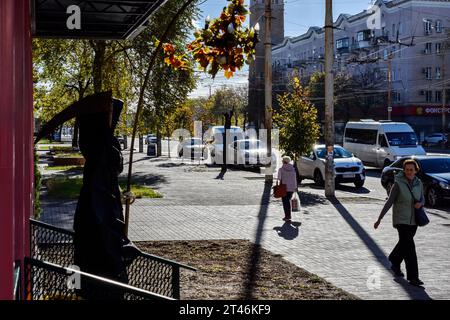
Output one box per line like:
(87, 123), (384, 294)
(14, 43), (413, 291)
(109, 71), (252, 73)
(40, 152), (450, 300)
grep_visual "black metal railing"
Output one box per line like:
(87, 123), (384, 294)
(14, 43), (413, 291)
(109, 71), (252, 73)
(24, 257), (173, 300)
(30, 219), (196, 299)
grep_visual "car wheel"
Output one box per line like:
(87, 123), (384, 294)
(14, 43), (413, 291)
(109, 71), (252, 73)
(354, 177), (364, 188)
(383, 159), (391, 168)
(426, 186), (439, 207)
(385, 181), (394, 196)
(313, 169), (324, 187)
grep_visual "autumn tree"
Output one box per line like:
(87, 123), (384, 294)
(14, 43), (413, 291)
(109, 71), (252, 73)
(274, 77), (320, 162)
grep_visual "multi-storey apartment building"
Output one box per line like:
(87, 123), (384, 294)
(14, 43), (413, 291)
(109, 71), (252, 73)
(271, 0), (450, 139)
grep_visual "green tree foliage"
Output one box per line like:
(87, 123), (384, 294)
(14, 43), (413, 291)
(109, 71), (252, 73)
(210, 85), (248, 126)
(274, 77), (320, 160)
(33, 39), (93, 124)
(33, 0), (199, 141)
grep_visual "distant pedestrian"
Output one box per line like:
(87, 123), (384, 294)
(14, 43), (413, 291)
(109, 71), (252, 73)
(374, 159), (425, 287)
(277, 156), (298, 222)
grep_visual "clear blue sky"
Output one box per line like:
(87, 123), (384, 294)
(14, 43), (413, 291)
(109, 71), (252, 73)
(190, 0), (373, 97)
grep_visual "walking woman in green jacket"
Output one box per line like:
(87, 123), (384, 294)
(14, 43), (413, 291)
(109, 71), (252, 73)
(374, 159), (425, 287)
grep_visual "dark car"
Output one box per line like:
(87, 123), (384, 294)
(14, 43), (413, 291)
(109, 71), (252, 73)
(381, 155), (450, 207)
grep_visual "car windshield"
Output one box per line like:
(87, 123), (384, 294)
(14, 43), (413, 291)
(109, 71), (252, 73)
(419, 158), (450, 174)
(316, 147), (352, 159)
(386, 132), (417, 147)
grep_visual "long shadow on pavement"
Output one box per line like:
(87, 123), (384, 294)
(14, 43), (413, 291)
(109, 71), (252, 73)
(273, 222), (301, 240)
(241, 182), (272, 299)
(330, 197), (432, 300)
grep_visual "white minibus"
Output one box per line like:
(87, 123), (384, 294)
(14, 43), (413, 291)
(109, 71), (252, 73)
(343, 120), (426, 168)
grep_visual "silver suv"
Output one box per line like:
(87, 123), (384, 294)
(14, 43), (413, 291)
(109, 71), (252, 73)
(422, 133), (448, 147)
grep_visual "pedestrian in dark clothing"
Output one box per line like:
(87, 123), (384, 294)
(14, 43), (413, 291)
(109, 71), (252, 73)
(374, 159), (425, 287)
(277, 156), (298, 222)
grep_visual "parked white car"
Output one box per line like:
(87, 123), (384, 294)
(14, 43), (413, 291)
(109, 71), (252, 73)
(297, 145), (366, 188)
(177, 137), (207, 159)
(211, 139), (277, 168)
(422, 133), (448, 147)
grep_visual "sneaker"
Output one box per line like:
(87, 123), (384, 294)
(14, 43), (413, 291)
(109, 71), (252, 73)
(390, 264), (405, 277)
(408, 279), (424, 287)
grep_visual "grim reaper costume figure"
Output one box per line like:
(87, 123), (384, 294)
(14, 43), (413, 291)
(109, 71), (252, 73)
(35, 92), (139, 296)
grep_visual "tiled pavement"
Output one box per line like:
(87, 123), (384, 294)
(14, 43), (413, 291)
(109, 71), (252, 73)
(40, 152), (450, 300)
(41, 195), (450, 300)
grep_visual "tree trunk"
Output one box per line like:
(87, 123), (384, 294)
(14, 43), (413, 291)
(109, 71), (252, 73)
(92, 40), (106, 93)
(72, 117), (79, 149)
(58, 125), (63, 142)
(168, 136), (171, 158)
(123, 135), (128, 150)
(156, 127), (162, 157)
(139, 135), (144, 153)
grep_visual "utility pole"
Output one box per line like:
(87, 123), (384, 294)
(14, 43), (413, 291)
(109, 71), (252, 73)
(387, 53), (393, 120)
(324, 0), (335, 197)
(264, 0), (273, 184)
(442, 48), (446, 139)
(442, 30), (449, 141)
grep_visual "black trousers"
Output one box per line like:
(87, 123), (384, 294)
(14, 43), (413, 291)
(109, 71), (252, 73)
(389, 224), (419, 281)
(281, 192), (294, 219)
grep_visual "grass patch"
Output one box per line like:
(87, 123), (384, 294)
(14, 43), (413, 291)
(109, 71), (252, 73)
(37, 139), (62, 144)
(137, 240), (358, 300)
(44, 165), (84, 171)
(53, 153), (84, 158)
(37, 146), (50, 151)
(120, 182), (162, 199)
(45, 177), (162, 199)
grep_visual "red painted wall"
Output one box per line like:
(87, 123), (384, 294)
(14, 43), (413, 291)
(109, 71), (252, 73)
(0, 0), (33, 300)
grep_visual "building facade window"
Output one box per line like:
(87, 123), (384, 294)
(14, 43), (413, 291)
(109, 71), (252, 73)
(436, 20), (443, 33)
(425, 42), (432, 54)
(436, 42), (442, 54)
(435, 91), (442, 103)
(424, 19), (432, 35)
(357, 30), (371, 42)
(426, 90), (433, 102)
(436, 67), (442, 79)
(425, 67), (432, 80)
(393, 91), (402, 102)
(336, 38), (349, 49)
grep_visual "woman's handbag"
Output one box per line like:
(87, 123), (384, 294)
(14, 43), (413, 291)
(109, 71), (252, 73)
(291, 192), (299, 212)
(414, 206), (430, 227)
(273, 180), (287, 198)
(407, 185), (430, 227)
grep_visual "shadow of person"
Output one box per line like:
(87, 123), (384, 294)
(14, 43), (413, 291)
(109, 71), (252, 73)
(335, 184), (371, 194)
(273, 222), (301, 240)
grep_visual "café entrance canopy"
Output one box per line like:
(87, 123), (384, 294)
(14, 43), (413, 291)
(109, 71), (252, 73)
(32, 0), (168, 39)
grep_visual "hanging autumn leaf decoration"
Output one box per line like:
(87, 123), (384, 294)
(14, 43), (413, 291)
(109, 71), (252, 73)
(161, 0), (258, 79)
